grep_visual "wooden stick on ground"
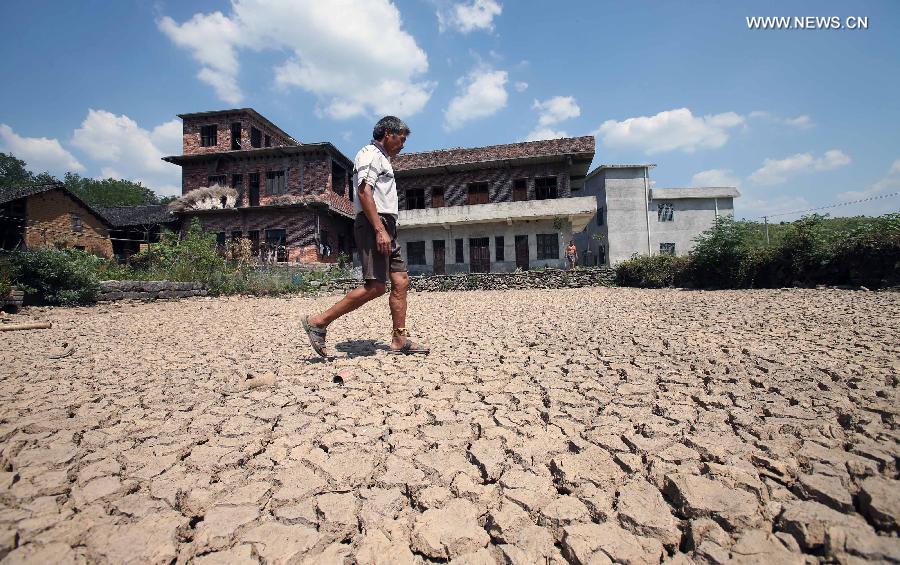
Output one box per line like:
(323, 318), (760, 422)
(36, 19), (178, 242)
(0, 322), (52, 332)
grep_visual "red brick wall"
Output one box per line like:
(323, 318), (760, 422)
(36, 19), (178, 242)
(395, 162), (571, 210)
(23, 190), (113, 258)
(182, 112), (294, 155)
(178, 207), (353, 264)
(180, 154), (353, 215)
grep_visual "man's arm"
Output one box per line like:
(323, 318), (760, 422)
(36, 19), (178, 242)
(358, 182), (391, 255)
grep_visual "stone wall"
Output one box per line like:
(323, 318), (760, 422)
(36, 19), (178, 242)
(325, 267), (616, 294)
(98, 280), (208, 301)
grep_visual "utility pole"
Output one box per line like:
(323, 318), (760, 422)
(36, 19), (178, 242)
(763, 216), (770, 246)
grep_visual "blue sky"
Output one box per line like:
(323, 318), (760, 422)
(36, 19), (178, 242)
(1, 0), (898, 219)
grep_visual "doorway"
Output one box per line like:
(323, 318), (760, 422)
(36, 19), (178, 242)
(469, 237), (490, 273)
(515, 235), (529, 270)
(432, 240), (446, 275)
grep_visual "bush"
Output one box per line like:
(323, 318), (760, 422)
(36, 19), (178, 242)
(689, 217), (760, 288)
(831, 213), (900, 288)
(5, 248), (105, 305)
(616, 254), (691, 288)
(128, 218), (225, 286)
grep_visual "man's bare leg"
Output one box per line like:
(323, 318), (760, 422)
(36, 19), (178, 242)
(308, 281), (386, 329)
(388, 271), (409, 349)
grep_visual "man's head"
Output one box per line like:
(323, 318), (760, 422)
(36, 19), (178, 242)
(373, 116), (410, 157)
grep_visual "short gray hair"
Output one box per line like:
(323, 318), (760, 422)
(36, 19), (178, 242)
(372, 116), (410, 140)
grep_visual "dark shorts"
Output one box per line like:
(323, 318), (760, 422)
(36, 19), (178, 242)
(354, 213), (406, 283)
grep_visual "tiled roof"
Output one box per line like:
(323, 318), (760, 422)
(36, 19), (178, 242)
(96, 205), (177, 227)
(0, 183), (110, 226)
(0, 182), (61, 206)
(392, 136), (595, 172)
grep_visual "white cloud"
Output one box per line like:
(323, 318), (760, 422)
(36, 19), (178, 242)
(0, 124), (84, 176)
(532, 96), (580, 127)
(522, 95), (580, 141)
(514, 81), (528, 92)
(523, 128), (569, 142)
(838, 158), (900, 201)
(749, 111), (814, 129)
(71, 109), (182, 196)
(158, 12), (244, 104)
(691, 168), (740, 187)
(748, 149), (851, 185)
(159, 0), (433, 118)
(438, 0), (502, 33)
(594, 108), (745, 154)
(443, 67), (508, 131)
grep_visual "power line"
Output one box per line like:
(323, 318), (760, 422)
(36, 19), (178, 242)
(757, 191), (900, 220)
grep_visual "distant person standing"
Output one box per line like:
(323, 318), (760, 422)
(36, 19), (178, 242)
(565, 240), (578, 269)
(301, 116), (429, 357)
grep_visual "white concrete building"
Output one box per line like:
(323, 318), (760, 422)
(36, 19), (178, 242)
(573, 165), (740, 266)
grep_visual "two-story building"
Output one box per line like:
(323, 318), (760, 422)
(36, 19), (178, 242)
(162, 108), (355, 263)
(391, 137), (597, 274)
(573, 164), (740, 265)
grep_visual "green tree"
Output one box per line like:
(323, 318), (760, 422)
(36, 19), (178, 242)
(0, 152), (57, 189)
(63, 172), (161, 207)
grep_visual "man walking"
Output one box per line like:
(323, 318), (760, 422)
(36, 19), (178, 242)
(302, 116), (429, 357)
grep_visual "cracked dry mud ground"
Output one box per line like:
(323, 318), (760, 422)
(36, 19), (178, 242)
(1, 287), (899, 565)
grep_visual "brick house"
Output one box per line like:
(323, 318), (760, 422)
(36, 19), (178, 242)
(391, 137), (597, 274)
(162, 108), (355, 264)
(0, 182), (114, 258)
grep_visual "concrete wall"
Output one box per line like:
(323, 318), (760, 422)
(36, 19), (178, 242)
(23, 190), (113, 258)
(650, 197), (735, 256)
(397, 218), (573, 275)
(573, 175), (608, 266)
(599, 168), (652, 265)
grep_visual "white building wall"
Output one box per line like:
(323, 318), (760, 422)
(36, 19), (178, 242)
(651, 197), (735, 256)
(397, 218), (574, 274)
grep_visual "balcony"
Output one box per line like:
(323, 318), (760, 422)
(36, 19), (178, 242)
(398, 196), (598, 232)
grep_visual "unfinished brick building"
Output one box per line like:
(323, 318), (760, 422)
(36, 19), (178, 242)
(162, 108), (354, 263)
(391, 137), (597, 274)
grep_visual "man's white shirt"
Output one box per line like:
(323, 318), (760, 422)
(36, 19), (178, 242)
(352, 143), (398, 217)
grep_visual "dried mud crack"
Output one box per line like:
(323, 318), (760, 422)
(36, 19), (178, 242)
(0, 287), (898, 563)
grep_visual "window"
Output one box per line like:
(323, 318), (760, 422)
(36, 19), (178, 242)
(495, 236), (505, 262)
(266, 170), (287, 195)
(455, 238), (464, 263)
(332, 161), (346, 196)
(248, 230), (260, 254)
(431, 187), (445, 208)
(338, 234), (347, 253)
(658, 203), (674, 222)
(200, 125), (217, 147)
(230, 122), (241, 150)
(405, 188), (425, 210)
(250, 127), (262, 148)
(513, 179), (527, 202)
(407, 241), (426, 265)
(535, 176), (558, 200)
(208, 175), (226, 187)
(265, 229), (287, 262)
(231, 230), (242, 240)
(231, 174), (243, 190)
(216, 232), (226, 248)
(596, 206), (604, 226)
(660, 243), (676, 256)
(536, 233), (559, 260)
(467, 182), (489, 205)
(71, 213), (82, 233)
(264, 134), (271, 148)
